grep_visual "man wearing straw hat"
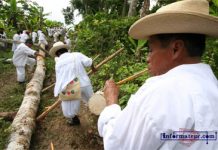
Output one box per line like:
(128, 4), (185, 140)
(98, 0), (218, 149)
(49, 41), (96, 125)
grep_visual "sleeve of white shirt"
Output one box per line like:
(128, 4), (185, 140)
(24, 46), (36, 56)
(78, 53), (92, 67)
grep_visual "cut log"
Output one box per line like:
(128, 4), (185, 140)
(41, 48), (124, 93)
(0, 111), (17, 121)
(6, 45), (46, 150)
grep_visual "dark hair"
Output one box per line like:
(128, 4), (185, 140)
(152, 33), (206, 57)
(25, 39), (33, 45)
(55, 48), (68, 57)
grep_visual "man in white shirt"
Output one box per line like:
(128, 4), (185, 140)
(49, 41), (96, 125)
(20, 30), (29, 43)
(32, 31), (37, 43)
(38, 31), (48, 46)
(98, 0), (218, 150)
(13, 39), (42, 83)
(12, 30), (22, 52)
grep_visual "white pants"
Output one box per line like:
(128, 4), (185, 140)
(15, 58), (36, 82)
(61, 85), (93, 118)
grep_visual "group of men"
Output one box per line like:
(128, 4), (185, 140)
(5, 0), (218, 149)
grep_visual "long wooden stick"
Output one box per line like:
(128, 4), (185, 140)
(50, 141), (54, 150)
(116, 68), (147, 85)
(88, 48), (124, 75)
(41, 48), (124, 93)
(36, 68), (147, 121)
(36, 98), (61, 121)
(92, 54), (101, 62)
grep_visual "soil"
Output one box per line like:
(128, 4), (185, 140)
(0, 64), (104, 150)
(30, 102), (104, 150)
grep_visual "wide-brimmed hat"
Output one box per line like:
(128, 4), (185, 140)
(129, 0), (218, 39)
(49, 41), (69, 57)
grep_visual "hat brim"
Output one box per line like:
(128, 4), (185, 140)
(129, 12), (218, 40)
(49, 44), (69, 57)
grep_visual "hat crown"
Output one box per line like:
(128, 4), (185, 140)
(157, 0), (209, 15)
(52, 41), (65, 47)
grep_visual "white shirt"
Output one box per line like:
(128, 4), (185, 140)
(98, 63), (218, 150)
(20, 32), (29, 43)
(54, 52), (93, 97)
(12, 33), (20, 51)
(38, 32), (48, 45)
(13, 43), (36, 67)
(64, 36), (71, 49)
(32, 32), (37, 38)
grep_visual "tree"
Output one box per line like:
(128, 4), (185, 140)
(128, 0), (138, 16)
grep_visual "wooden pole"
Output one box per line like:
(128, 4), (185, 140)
(36, 98), (61, 122)
(92, 54), (101, 62)
(50, 141), (54, 150)
(37, 68), (147, 120)
(41, 48), (124, 93)
(87, 48), (124, 75)
(6, 44), (46, 149)
(116, 68), (147, 85)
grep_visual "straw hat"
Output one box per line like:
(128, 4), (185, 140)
(49, 41), (69, 57)
(129, 0), (218, 39)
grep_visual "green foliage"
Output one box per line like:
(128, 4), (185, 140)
(73, 12), (138, 56)
(203, 38), (218, 78)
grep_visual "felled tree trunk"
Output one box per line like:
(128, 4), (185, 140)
(6, 46), (46, 150)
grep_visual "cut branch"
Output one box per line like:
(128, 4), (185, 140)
(0, 111), (17, 121)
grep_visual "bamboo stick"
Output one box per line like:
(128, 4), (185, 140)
(37, 68), (147, 120)
(116, 68), (147, 85)
(87, 48), (124, 75)
(41, 48), (124, 93)
(88, 68), (148, 115)
(36, 98), (61, 122)
(92, 54), (101, 62)
(50, 141), (54, 150)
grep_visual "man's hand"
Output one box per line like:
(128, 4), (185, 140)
(91, 64), (97, 73)
(35, 52), (44, 58)
(104, 80), (119, 106)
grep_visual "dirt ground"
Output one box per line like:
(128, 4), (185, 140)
(0, 62), (104, 150)
(30, 102), (104, 150)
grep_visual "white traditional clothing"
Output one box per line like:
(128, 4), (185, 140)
(12, 33), (20, 52)
(98, 63), (218, 150)
(13, 43), (36, 82)
(64, 36), (71, 49)
(38, 32), (48, 45)
(53, 32), (60, 42)
(20, 31), (29, 43)
(54, 52), (94, 118)
(32, 31), (37, 43)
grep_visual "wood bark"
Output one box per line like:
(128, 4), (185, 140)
(128, 0), (138, 16)
(140, 0), (150, 17)
(6, 45), (46, 150)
